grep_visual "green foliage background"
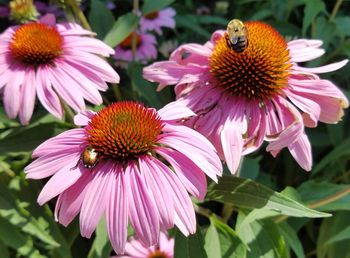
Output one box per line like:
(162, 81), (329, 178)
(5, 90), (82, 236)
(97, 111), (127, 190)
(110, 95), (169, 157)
(0, 0), (349, 257)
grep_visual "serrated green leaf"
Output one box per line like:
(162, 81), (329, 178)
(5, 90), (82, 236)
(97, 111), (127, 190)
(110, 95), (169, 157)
(278, 223), (305, 258)
(88, 218), (112, 258)
(142, 0), (175, 15)
(89, 0), (115, 39)
(204, 221), (221, 258)
(174, 226), (207, 258)
(206, 176), (330, 218)
(104, 13), (139, 48)
(302, 0), (325, 35)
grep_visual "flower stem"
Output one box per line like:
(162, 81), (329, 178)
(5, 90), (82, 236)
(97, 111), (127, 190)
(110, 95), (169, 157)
(0, 161), (16, 178)
(221, 203), (234, 223)
(61, 100), (75, 124)
(112, 83), (123, 101)
(274, 186), (350, 223)
(65, 0), (92, 31)
(330, 0), (343, 21)
(131, 0), (140, 60)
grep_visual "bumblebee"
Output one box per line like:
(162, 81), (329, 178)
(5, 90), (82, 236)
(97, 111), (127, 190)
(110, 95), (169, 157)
(226, 19), (248, 53)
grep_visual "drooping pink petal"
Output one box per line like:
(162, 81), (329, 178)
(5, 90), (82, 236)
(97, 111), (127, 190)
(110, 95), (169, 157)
(157, 101), (195, 121)
(106, 165), (129, 254)
(127, 163), (160, 246)
(288, 133), (312, 171)
(80, 163), (113, 238)
(19, 67), (37, 125)
(155, 147), (207, 200)
(139, 157), (174, 229)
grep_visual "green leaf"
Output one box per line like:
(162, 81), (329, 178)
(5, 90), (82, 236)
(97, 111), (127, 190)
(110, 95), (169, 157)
(210, 216), (247, 258)
(317, 211), (350, 258)
(142, 0), (175, 15)
(89, 0), (115, 39)
(127, 62), (164, 109)
(88, 218), (112, 258)
(174, 226), (207, 258)
(312, 138), (350, 175)
(0, 122), (63, 155)
(278, 223), (305, 258)
(104, 13), (139, 48)
(175, 15), (211, 38)
(206, 176), (330, 218)
(197, 15), (228, 25)
(237, 212), (288, 258)
(0, 240), (10, 258)
(239, 157), (261, 180)
(302, 0), (325, 35)
(335, 16), (350, 37)
(204, 221), (221, 258)
(325, 226), (350, 246)
(0, 217), (44, 258)
(298, 181), (350, 211)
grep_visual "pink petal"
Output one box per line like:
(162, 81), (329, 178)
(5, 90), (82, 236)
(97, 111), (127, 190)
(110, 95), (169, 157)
(37, 164), (83, 205)
(127, 163), (160, 246)
(64, 36), (114, 56)
(155, 147), (207, 200)
(19, 68), (37, 125)
(146, 156), (196, 236)
(294, 59), (348, 73)
(74, 110), (96, 126)
(106, 165), (129, 254)
(220, 119), (244, 174)
(55, 170), (93, 226)
(158, 101), (195, 121)
(288, 133), (312, 171)
(139, 157), (174, 229)
(36, 66), (63, 118)
(80, 163), (113, 238)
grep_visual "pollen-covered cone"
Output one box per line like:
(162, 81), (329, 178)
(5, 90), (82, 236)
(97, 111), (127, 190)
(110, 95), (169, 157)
(24, 101), (222, 254)
(0, 14), (119, 124)
(113, 231), (174, 258)
(143, 21), (349, 173)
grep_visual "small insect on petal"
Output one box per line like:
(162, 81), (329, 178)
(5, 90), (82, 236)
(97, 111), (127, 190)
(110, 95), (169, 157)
(82, 146), (99, 168)
(226, 19), (249, 53)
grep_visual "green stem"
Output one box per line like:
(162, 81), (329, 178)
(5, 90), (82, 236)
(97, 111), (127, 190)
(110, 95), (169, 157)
(194, 204), (224, 222)
(0, 161), (16, 178)
(61, 100), (75, 124)
(275, 186), (350, 223)
(330, 0), (343, 21)
(221, 203), (234, 223)
(112, 84), (123, 101)
(65, 0), (92, 31)
(131, 0), (140, 60)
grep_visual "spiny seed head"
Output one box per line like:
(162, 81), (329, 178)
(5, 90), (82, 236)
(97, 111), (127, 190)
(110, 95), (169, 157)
(86, 102), (163, 161)
(9, 23), (63, 65)
(209, 21), (291, 100)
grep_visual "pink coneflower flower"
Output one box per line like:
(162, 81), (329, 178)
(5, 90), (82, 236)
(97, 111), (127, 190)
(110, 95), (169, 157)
(0, 14), (119, 124)
(24, 101), (222, 254)
(114, 32), (157, 67)
(140, 8), (176, 35)
(143, 21), (349, 173)
(114, 232), (174, 258)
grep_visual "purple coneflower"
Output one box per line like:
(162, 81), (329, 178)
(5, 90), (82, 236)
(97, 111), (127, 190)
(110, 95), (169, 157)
(25, 101), (222, 254)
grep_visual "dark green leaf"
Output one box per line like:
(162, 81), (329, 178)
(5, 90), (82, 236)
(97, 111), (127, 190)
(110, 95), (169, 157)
(0, 240), (10, 258)
(325, 226), (350, 246)
(104, 13), (139, 48)
(174, 226), (207, 258)
(206, 176), (330, 218)
(210, 216), (247, 258)
(302, 0), (325, 35)
(298, 181), (350, 211)
(88, 219), (112, 258)
(142, 0), (175, 15)
(278, 223), (305, 258)
(0, 123), (63, 155)
(237, 212), (288, 258)
(127, 62), (164, 109)
(312, 138), (350, 175)
(175, 15), (211, 38)
(239, 157), (261, 180)
(335, 16), (350, 37)
(89, 0), (115, 39)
